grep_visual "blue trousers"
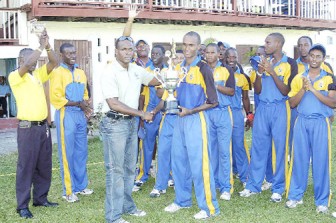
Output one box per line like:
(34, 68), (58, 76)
(171, 112), (219, 216)
(287, 116), (331, 206)
(100, 116), (139, 223)
(55, 108), (88, 196)
(154, 114), (176, 190)
(231, 108), (250, 183)
(136, 112), (162, 182)
(207, 107), (233, 193)
(246, 101), (290, 194)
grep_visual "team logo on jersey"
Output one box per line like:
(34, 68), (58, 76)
(319, 81), (324, 89)
(278, 67), (282, 74)
(215, 72), (220, 80)
(189, 73), (194, 80)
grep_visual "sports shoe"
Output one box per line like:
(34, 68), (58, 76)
(220, 191), (231, 201)
(168, 179), (175, 187)
(75, 188), (93, 195)
(239, 189), (257, 197)
(332, 212), (336, 218)
(286, 200), (303, 208)
(149, 188), (166, 198)
(129, 209), (146, 217)
(115, 218), (130, 223)
(261, 181), (272, 191)
(194, 210), (210, 220)
(270, 193), (282, 203)
(316, 205), (328, 213)
(164, 203), (188, 213)
(132, 180), (144, 192)
(62, 194), (79, 203)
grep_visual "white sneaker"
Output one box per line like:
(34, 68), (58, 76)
(115, 218), (130, 223)
(132, 180), (144, 192)
(220, 191), (231, 201)
(270, 193), (282, 203)
(194, 210), (210, 220)
(164, 203), (187, 213)
(149, 188), (166, 198)
(62, 193), (79, 203)
(135, 180), (144, 186)
(168, 179), (175, 187)
(129, 209), (146, 217)
(286, 200), (303, 208)
(132, 185), (141, 192)
(261, 181), (272, 191)
(332, 212), (336, 218)
(239, 189), (257, 197)
(316, 205), (328, 213)
(75, 188), (93, 195)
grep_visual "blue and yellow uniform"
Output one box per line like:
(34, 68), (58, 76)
(154, 90), (176, 191)
(136, 64), (164, 183)
(287, 69), (335, 207)
(172, 56), (219, 216)
(250, 69), (260, 109)
(245, 54), (293, 194)
(231, 66), (250, 184)
(50, 63), (89, 196)
(297, 57), (333, 74)
(207, 61), (235, 194)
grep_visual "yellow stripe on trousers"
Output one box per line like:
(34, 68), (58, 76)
(136, 139), (144, 181)
(60, 108), (72, 195)
(326, 118), (332, 207)
(228, 107), (234, 194)
(285, 117), (298, 198)
(284, 101), (291, 190)
(199, 111), (215, 215)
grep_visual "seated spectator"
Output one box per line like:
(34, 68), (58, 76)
(0, 76), (10, 118)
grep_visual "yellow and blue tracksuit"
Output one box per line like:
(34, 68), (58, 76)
(50, 63), (89, 196)
(206, 61), (235, 194)
(297, 57), (333, 75)
(245, 54), (293, 194)
(136, 64), (164, 183)
(231, 67), (250, 184)
(154, 90), (176, 191)
(249, 69), (260, 109)
(154, 113), (177, 190)
(172, 56), (219, 216)
(287, 69), (335, 207)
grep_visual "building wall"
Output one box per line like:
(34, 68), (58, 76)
(1, 21), (322, 112)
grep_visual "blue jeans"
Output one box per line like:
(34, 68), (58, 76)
(100, 116), (139, 223)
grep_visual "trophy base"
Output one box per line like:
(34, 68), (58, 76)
(164, 100), (180, 115)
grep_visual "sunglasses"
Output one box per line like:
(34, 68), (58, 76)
(117, 36), (133, 42)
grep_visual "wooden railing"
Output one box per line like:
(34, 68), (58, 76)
(40, 0), (335, 21)
(0, 10), (19, 45)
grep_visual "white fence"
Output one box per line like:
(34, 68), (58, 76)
(96, 0), (336, 20)
(0, 10), (19, 40)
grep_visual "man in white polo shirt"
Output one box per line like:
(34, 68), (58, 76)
(100, 36), (161, 223)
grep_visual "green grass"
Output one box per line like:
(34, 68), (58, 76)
(1, 126), (336, 223)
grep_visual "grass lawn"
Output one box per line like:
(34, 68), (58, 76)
(1, 125), (336, 223)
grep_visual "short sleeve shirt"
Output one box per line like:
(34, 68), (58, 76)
(100, 60), (154, 112)
(8, 65), (49, 121)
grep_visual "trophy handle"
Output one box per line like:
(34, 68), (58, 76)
(153, 68), (165, 87)
(177, 67), (188, 87)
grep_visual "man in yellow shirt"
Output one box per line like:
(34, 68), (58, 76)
(8, 30), (58, 219)
(50, 43), (93, 203)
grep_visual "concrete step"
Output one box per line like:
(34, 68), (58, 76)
(0, 118), (18, 130)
